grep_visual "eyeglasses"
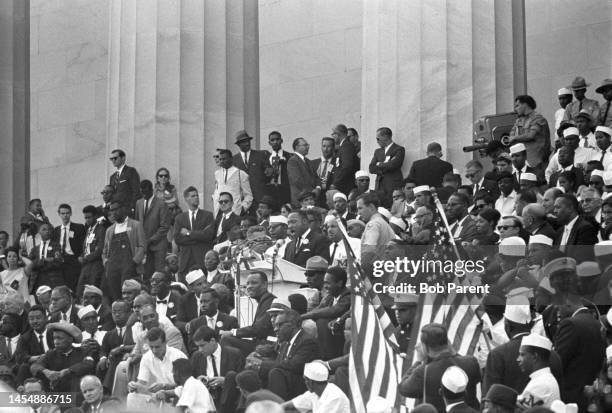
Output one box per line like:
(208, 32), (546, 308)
(497, 225), (516, 230)
(474, 204), (487, 209)
(158, 174), (169, 178)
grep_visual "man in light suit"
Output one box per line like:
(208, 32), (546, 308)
(213, 149), (253, 217)
(287, 138), (321, 207)
(135, 180), (170, 281)
(368, 127), (406, 208)
(174, 186), (215, 281)
(263, 131), (293, 206)
(233, 130), (271, 212)
(330, 124), (359, 195)
(102, 201), (146, 302)
(109, 149), (141, 215)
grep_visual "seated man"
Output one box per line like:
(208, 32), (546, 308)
(176, 268), (208, 330)
(167, 358), (216, 413)
(253, 310), (320, 400)
(82, 285), (114, 331)
(236, 370), (284, 412)
(300, 267), (350, 359)
(97, 299), (134, 392)
(79, 375), (122, 413)
(0, 312), (21, 367)
(78, 305), (107, 346)
(150, 271), (182, 323)
(14, 305), (50, 386)
(191, 326), (244, 412)
(187, 287), (238, 354)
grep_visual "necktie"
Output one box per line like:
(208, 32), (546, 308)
(144, 199), (148, 216)
(6, 337), (12, 356)
(601, 149), (607, 163)
(244, 152), (248, 166)
(39, 333), (45, 349)
(42, 241), (47, 257)
(296, 237), (301, 251)
(224, 168), (228, 184)
(331, 242), (338, 262)
(321, 160), (328, 178)
(584, 138), (588, 148)
(117, 327), (123, 339)
(190, 211), (195, 230)
(157, 300), (167, 305)
(210, 354), (219, 377)
(62, 226), (68, 253)
(579, 100), (583, 111)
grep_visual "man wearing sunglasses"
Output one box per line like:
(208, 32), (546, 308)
(109, 149), (141, 216)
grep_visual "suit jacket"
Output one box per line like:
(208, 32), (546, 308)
(187, 312), (238, 353)
(191, 345), (244, 377)
(512, 165), (544, 190)
(173, 209), (215, 273)
(214, 211), (242, 244)
(283, 230), (331, 268)
(554, 216), (598, 262)
(554, 309), (606, 410)
(311, 157), (336, 192)
(157, 290), (182, 322)
(49, 305), (81, 328)
(407, 156), (453, 188)
(134, 196), (170, 252)
(97, 304), (114, 331)
(264, 149), (293, 205)
(81, 396), (122, 413)
(14, 328), (50, 364)
(0, 334), (18, 365)
(448, 402), (479, 413)
(390, 200), (414, 218)
(29, 240), (64, 287)
(52, 222), (86, 257)
(369, 142), (405, 200)
(450, 215), (479, 244)
(305, 288), (350, 321)
(109, 165), (141, 209)
(234, 150), (271, 204)
(99, 325), (134, 359)
(236, 292), (276, 340)
(287, 154), (320, 206)
(472, 179), (500, 199)
(333, 139), (359, 194)
(532, 221), (557, 240)
(102, 218), (146, 267)
(213, 166), (254, 216)
(177, 291), (201, 325)
(31, 346), (95, 395)
(259, 329), (320, 378)
(81, 222), (107, 263)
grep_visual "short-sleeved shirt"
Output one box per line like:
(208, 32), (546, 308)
(518, 367), (560, 408)
(291, 382), (350, 413)
(175, 376), (216, 413)
(563, 98), (600, 124)
(510, 111), (551, 167)
(137, 346), (187, 385)
(361, 213), (396, 257)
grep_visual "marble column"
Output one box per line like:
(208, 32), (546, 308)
(0, 0), (29, 237)
(107, 0), (259, 210)
(360, 0), (515, 176)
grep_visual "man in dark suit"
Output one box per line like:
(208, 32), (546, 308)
(213, 192), (243, 245)
(287, 137), (321, 207)
(135, 180), (170, 281)
(76, 205), (106, 298)
(311, 137), (337, 207)
(284, 210), (330, 267)
(445, 193), (479, 244)
(553, 194), (598, 262)
(521, 203), (557, 239)
(186, 287), (238, 353)
(98, 185), (115, 227)
(109, 149), (141, 214)
(150, 271), (181, 323)
(82, 285), (114, 330)
(233, 130), (271, 210)
(52, 204), (86, 292)
(191, 325), (244, 413)
(407, 142), (454, 188)
(176, 270), (206, 331)
(174, 186), (215, 281)
(368, 127), (406, 208)
(258, 309), (320, 400)
(79, 375), (122, 413)
(464, 160), (499, 199)
(220, 271), (276, 356)
(14, 305), (50, 385)
(0, 312), (21, 367)
(330, 124), (359, 195)
(29, 223), (64, 291)
(510, 143), (544, 190)
(554, 304), (606, 411)
(548, 146), (585, 188)
(264, 131), (293, 206)
(48, 286), (81, 327)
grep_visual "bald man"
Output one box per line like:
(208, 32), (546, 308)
(521, 203), (557, 239)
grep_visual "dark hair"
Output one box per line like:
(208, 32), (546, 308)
(326, 266), (348, 287)
(247, 270), (268, 284)
(289, 209), (309, 221)
(321, 137), (335, 145)
(356, 192), (380, 208)
(473, 191), (494, 205)
(183, 186), (198, 198)
(219, 192), (233, 202)
(0, 230), (9, 239)
(457, 185), (473, 197)
(288, 294), (308, 315)
(515, 95), (537, 110)
(558, 170), (577, 188)
(347, 128), (358, 137)
(4, 246), (19, 257)
(268, 131), (281, 139)
(449, 192), (470, 206)
(426, 142), (442, 153)
(140, 180), (153, 190)
(465, 160), (483, 170)
(517, 190), (538, 204)
(111, 300), (131, 311)
(496, 171), (514, 182)
(376, 127), (392, 138)
(236, 370), (262, 392)
(557, 194), (580, 213)
(420, 323), (449, 348)
(200, 287), (219, 301)
(442, 172), (460, 184)
(23, 377), (45, 390)
(292, 137), (306, 150)
(218, 149), (233, 158)
(57, 204), (72, 213)
(305, 209), (322, 223)
(145, 327), (166, 343)
(501, 215), (523, 229)
(82, 205), (99, 216)
(28, 199), (42, 207)
(479, 208), (501, 227)
(602, 197), (612, 209)
(403, 177), (417, 186)
(111, 149), (126, 158)
(192, 325), (217, 342)
(28, 304), (46, 316)
(172, 358), (194, 377)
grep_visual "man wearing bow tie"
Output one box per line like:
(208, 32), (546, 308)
(150, 272), (181, 323)
(108, 149), (141, 216)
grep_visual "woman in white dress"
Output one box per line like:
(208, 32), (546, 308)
(0, 247), (31, 304)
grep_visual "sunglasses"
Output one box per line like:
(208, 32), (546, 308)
(497, 225), (516, 230)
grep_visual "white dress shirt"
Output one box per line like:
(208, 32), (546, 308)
(60, 223), (74, 255)
(559, 215), (579, 251)
(291, 382), (350, 413)
(137, 346), (187, 385)
(328, 237), (361, 266)
(114, 220), (128, 234)
(495, 191), (517, 216)
(519, 367), (560, 408)
(206, 345), (222, 378)
(156, 292), (171, 318)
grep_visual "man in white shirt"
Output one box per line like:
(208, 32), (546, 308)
(592, 126), (612, 170)
(324, 215), (360, 267)
(264, 215), (292, 261)
(555, 87), (573, 131)
(546, 127), (594, 181)
(495, 171), (517, 216)
(576, 111), (597, 149)
(282, 361), (349, 413)
(170, 358), (215, 413)
(517, 334), (560, 409)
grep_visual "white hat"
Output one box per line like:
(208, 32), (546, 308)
(558, 87), (572, 96)
(185, 269), (205, 285)
(378, 207), (392, 220)
(563, 127), (579, 138)
(267, 297), (291, 313)
(36, 285), (52, 296)
(509, 143), (526, 154)
(594, 240), (612, 257)
(366, 396), (392, 413)
(77, 305), (97, 320)
(303, 361), (329, 381)
(576, 261), (601, 277)
(269, 215), (288, 225)
(520, 172), (537, 182)
(413, 185), (430, 195)
(538, 277), (555, 294)
(596, 126), (612, 137)
(529, 234), (553, 246)
(355, 170), (369, 179)
(550, 400), (578, 413)
(591, 169), (604, 178)
(520, 333), (552, 351)
(389, 217), (407, 231)
(324, 214), (336, 225)
(503, 295), (531, 324)
(603, 171), (612, 186)
(333, 192), (347, 201)
(606, 344), (612, 360)
(507, 287), (534, 299)
(452, 168), (460, 174)
(499, 236), (526, 257)
(441, 365), (469, 393)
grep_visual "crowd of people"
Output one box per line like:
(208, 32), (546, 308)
(0, 75), (610, 413)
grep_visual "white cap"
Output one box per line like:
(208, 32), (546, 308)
(185, 269), (205, 285)
(413, 185), (430, 195)
(36, 285), (52, 296)
(269, 215), (288, 225)
(378, 207), (392, 220)
(520, 333), (552, 351)
(77, 305), (97, 320)
(538, 277), (555, 294)
(507, 287), (534, 299)
(503, 295), (531, 324)
(267, 297), (291, 313)
(558, 87), (572, 96)
(529, 234), (553, 246)
(551, 400), (578, 413)
(591, 169), (604, 178)
(170, 282), (188, 292)
(596, 126), (612, 137)
(389, 217), (407, 231)
(303, 361), (329, 381)
(333, 192), (347, 201)
(366, 396), (392, 413)
(563, 127), (579, 138)
(520, 172), (537, 182)
(509, 143), (526, 154)
(594, 240), (612, 257)
(499, 236), (526, 257)
(606, 344), (612, 360)
(576, 261), (601, 277)
(441, 366), (469, 393)
(603, 171), (612, 186)
(355, 170), (369, 179)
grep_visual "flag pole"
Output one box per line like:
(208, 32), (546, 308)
(430, 188), (461, 262)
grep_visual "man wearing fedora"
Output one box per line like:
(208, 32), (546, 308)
(563, 76), (600, 126)
(596, 78), (612, 128)
(233, 130), (271, 213)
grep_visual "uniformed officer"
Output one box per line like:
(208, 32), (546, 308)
(563, 76), (600, 126)
(392, 293), (418, 353)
